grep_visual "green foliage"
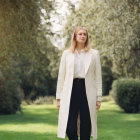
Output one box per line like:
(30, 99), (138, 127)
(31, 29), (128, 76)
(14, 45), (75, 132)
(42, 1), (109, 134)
(32, 96), (55, 104)
(102, 65), (113, 95)
(112, 78), (140, 113)
(64, 0), (140, 78)
(15, 49), (58, 100)
(102, 56), (114, 95)
(0, 0), (59, 103)
(0, 71), (21, 115)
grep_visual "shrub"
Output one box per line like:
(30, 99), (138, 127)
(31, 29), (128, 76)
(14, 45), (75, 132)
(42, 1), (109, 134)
(32, 96), (55, 104)
(0, 77), (21, 115)
(112, 78), (140, 113)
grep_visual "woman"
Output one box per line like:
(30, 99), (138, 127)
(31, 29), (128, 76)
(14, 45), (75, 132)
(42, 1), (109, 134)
(56, 26), (102, 140)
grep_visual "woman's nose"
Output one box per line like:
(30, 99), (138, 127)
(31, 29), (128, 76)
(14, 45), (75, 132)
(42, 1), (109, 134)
(81, 35), (85, 38)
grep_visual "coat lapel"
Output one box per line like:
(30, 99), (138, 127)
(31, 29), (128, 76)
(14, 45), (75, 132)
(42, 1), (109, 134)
(70, 49), (92, 76)
(84, 50), (92, 75)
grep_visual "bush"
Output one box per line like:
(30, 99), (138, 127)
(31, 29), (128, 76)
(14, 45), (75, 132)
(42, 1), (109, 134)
(0, 76), (21, 115)
(32, 96), (55, 104)
(112, 78), (140, 113)
(19, 68), (57, 101)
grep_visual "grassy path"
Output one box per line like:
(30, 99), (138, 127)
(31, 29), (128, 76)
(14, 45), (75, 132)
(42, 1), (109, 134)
(0, 99), (139, 140)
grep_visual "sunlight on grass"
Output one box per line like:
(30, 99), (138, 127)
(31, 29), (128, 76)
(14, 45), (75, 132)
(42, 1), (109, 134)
(0, 123), (57, 133)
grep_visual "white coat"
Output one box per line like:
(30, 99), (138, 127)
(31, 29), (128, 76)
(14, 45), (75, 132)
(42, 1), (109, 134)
(56, 48), (102, 140)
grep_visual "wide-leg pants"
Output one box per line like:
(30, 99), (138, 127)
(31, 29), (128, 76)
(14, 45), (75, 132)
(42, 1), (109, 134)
(66, 78), (91, 140)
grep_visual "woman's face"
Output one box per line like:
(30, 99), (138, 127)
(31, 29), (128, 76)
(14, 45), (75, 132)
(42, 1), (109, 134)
(75, 29), (87, 44)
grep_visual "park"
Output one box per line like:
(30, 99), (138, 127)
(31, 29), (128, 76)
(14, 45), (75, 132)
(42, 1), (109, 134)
(0, 0), (139, 140)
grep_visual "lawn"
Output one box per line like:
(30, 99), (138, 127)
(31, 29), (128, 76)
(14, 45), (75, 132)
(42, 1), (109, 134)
(0, 97), (140, 140)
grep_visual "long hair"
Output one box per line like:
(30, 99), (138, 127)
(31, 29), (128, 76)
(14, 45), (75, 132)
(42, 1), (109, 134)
(69, 26), (91, 53)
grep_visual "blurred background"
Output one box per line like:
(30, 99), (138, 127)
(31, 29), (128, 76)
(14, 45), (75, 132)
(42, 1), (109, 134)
(0, 0), (139, 140)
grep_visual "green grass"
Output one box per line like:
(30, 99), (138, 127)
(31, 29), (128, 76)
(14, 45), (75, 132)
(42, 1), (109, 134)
(98, 100), (140, 140)
(0, 98), (140, 140)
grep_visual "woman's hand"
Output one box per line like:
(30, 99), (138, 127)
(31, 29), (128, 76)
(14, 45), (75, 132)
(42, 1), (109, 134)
(57, 99), (60, 109)
(96, 101), (101, 111)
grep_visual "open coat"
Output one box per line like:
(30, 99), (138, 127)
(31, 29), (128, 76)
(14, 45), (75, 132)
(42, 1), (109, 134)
(56, 48), (102, 140)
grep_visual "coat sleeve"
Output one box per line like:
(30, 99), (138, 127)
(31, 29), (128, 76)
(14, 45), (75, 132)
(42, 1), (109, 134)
(95, 50), (102, 101)
(56, 51), (66, 100)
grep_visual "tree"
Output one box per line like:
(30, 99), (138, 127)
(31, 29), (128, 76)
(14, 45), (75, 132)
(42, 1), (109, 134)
(63, 0), (140, 78)
(0, 0), (58, 104)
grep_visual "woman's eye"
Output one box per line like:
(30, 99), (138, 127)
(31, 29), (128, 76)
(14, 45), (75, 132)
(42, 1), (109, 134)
(78, 33), (86, 36)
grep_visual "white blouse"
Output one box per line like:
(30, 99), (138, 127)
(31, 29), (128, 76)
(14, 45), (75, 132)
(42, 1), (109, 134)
(73, 48), (86, 78)
(73, 48), (102, 101)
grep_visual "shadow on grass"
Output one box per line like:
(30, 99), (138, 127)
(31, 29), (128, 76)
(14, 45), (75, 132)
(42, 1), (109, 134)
(0, 105), (59, 126)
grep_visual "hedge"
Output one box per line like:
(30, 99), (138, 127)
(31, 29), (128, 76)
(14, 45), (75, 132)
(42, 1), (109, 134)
(112, 78), (140, 113)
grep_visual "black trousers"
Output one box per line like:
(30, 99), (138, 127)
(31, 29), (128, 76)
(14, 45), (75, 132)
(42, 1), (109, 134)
(66, 78), (91, 140)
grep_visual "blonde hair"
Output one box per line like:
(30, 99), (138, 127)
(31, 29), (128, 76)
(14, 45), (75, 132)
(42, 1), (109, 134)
(69, 26), (91, 53)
